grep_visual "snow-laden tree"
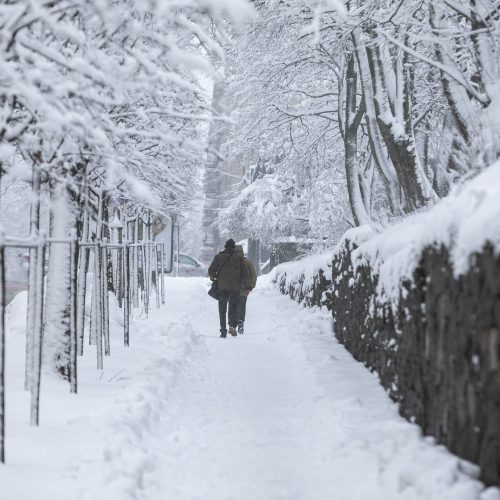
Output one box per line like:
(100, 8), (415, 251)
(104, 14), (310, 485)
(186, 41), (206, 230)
(216, 2), (353, 245)
(0, 0), (252, 378)
(427, 1), (500, 181)
(218, 0), (499, 245)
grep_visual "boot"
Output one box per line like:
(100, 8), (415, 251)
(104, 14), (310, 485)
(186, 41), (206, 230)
(229, 326), (237, 337)
(237, 321), (244, 335)
(220, 329), (227, 338)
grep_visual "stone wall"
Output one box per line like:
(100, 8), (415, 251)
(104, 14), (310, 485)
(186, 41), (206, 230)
(273, 242), (500, 486)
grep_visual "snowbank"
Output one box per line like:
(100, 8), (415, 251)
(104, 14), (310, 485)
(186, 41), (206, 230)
(0, 279), (206, 500)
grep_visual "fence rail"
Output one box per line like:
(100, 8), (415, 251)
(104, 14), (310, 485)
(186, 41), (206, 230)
(0, 211), (168, 463)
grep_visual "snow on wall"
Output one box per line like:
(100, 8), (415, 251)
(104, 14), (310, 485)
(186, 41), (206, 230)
(269, 250), (334, 307)
(273, 160), (500, 307)
(269, 225), (374, 305)
(270, 251), (331, 290)
(270, 162), (500, 487)
(352, 160), (500, 303)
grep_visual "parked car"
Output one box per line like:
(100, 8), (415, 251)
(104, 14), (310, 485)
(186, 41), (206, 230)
(167, 253), (207, 277)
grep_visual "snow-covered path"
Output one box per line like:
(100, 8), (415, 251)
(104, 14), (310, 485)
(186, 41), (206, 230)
(2, 278), (498, 500)
(145, 291), (340, 500)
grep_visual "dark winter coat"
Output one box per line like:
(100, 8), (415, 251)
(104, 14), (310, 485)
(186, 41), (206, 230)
(241, 257), (257, 297)
(233, 245), (257, 295)
(208, 247), (248, 292)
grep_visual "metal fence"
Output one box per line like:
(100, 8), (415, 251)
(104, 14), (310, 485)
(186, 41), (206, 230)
(0, 212), (167, 463)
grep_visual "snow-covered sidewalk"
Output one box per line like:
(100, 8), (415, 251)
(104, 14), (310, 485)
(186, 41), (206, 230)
(1, 278), (498, 500)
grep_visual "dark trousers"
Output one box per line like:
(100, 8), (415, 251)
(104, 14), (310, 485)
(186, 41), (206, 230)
(218, 291), (240, 330)
(239, 296), (248, 323)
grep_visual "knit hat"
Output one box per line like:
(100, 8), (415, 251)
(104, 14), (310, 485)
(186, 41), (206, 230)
(224, 239), (236, 249)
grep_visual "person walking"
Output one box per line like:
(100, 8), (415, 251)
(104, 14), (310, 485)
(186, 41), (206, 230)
(235, 245), (257, 335)
(208, 239), (248, 338)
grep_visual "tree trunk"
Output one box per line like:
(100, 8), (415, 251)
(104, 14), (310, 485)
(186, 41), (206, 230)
(365, 38), (436, 211)
(25, 166), (41, 390)
(353, 34), (403, 215)
(344, 55), (371, 226)
(0, 245), (5, 462)
(30, 235), (46, 426)
(76, 209), (90, 356)
(43, 182), (75, 380)
(69, 233), (78, 393)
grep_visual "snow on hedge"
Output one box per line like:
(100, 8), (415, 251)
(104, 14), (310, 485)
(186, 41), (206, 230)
(270, 251), (331, 284)
(269, 226), (374, 303)
(272, 160), (500, 306)
(269, 250), (333, 305)
(351, 160), (500, 302)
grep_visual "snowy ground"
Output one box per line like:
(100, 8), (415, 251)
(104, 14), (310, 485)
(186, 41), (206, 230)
(1, 278), (498, 500)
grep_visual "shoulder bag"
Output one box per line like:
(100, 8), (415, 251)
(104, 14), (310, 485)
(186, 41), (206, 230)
(208, 254), (231, 300)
